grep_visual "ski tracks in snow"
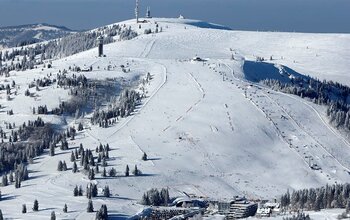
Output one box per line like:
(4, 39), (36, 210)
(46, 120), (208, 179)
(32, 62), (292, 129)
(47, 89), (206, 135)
(162, 71), (205, 132)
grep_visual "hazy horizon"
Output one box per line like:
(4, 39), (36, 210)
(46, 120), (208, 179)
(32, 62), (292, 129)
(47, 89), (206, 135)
(0, 0), (350, 33)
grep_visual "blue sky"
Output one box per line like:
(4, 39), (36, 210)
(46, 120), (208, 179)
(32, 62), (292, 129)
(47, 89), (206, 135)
(0, 0), (349, 33)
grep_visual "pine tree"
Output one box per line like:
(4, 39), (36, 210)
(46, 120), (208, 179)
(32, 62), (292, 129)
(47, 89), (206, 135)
(78, 185), (83, 196)
(22, 204), (27, 213)
(57, 161), (63, 171)
(125, 165), (129, 177)
(132, 165), (139, 176)
(72, 161), (78, 173)
(87, 200), (94, 212)
(51, 211), (56, 220)
(88, 168), (95, 180)
(104, 185), (110, 197)
(141, 193), (150, 205)
(63, 204), (68, 213)
(142, 152), (147, 161)
(96, 204), (108, 220)
(2, 175), (8, 186)
(0, 209), (3, 220)
(33, 199), (39, 211)
(62, 161), (67, 171)
(160, 188), (169, 206)
(102, 168), (106, 177)
(15, 176), (21, 188)
(346, 199), (350, 213)
(95, 164), (99, 174)
(70, 151), (75, 162)
(49, 144), (55, 156)
(102, 158), (107, 167)
(108, 168), (116, 177)
(73, 185), (79, 196)
(9, 171), (13, 183)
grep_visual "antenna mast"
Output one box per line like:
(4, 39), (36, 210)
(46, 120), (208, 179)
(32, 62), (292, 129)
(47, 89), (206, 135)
(135, 0), (139, 23)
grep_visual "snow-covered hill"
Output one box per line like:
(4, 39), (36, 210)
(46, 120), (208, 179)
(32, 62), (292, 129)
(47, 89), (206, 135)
(0, 17), (350, 219)
(0, 23), (75, 48)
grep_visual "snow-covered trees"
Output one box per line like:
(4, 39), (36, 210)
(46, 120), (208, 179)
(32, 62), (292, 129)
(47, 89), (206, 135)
(0, 24), (138, 77)
(91, 89), (141, 128)
(140, 188), (170, 206)
(95, 204), (108, 220)
(283, 213), (311, 220)
(57, 161), (67, 171)
(262, 75), (350, 132)
(280, 183), (350, 211)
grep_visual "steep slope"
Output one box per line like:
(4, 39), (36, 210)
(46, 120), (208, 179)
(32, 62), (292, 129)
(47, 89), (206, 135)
(0, 18), (350, 219)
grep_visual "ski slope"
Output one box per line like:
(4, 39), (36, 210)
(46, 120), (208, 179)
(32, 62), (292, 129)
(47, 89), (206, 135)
(1, 18), (350, 219)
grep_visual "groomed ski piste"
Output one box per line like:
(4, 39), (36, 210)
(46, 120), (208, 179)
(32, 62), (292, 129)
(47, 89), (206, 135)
(1, 17), (350, 219)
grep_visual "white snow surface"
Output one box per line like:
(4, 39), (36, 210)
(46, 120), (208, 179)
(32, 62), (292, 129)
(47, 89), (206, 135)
(1, 17), (350, 219)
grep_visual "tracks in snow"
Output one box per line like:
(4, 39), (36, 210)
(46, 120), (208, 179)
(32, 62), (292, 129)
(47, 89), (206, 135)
(162, 71), (205, 132)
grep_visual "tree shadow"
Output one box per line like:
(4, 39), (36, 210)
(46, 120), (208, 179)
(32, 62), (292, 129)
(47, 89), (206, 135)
(21, 183), (36, 188)
(29, 174), (48, 180)
(1, 194), (16, 201)
(39, 207), (56, 211)
(55, 151), (70, 156)
(147, 157), (161, 161)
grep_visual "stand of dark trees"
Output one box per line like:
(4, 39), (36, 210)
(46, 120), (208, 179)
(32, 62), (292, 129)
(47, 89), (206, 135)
(140, 188), (170, 206)
(280, 183), (350, 211)
(262, 75), (350, 131)
(91, 89), (141, 128)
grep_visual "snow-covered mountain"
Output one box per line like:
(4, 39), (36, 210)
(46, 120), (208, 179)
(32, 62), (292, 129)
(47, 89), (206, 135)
(0, 17), (350, 219)
(0, 23), (75, 48)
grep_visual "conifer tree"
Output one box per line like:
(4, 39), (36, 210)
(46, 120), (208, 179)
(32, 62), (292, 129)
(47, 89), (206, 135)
(142, 152), (147, 161)
(108, 168), (116, 177)
(63, 204), (68, 213)
(22, 204), (27, 213)
(104, 185), (110, 197)
(9, 171), (13, 183)
(125, 165), (129, 177)
(2, 175), (8, 186)
(95, 164), (99, 174)
(87, 200), (94, 212)
(71, 151), (75, 162)
(49, 144), (55, 156)
(33, 199), (39, 211)
(132, 165), (139, 176)
(88, 168), (95, 180)
(72, 161), (78, 173)
(78, 185), (83, 196)
(73, 185), (79, 196)
(102, 168), (106, 177)
(15, 176), (21, 188)
(62, 161), (67, 171)
(57, 161), (63, 171)
(51, 211), (56, 220)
